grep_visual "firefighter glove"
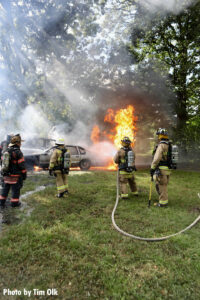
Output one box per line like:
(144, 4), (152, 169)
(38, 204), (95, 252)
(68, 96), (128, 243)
(150, 168), (155, 177)
(49, 169), (53, 176)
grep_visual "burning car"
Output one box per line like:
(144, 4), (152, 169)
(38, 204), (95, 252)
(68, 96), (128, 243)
(21, 138), (56, 170)
(22, 138), (93, 170)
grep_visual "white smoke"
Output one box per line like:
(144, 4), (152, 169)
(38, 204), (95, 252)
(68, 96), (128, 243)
(0, 105), (51, 143)
(49, 121), (94, 147)
(18, 105), (51, 141)
(0, 0), (196, 159)
(140, 0), (195, 13)
(88, 141), (117, 165)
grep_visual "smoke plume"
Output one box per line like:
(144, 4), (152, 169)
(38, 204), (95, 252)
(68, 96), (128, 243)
(0, 0), (195, 165)
(140, 0), (195, 13)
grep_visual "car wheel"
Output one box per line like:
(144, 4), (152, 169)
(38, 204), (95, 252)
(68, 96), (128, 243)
(79, 159), (91, 170)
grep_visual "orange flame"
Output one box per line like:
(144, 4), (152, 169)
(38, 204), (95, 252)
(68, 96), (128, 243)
(103, 105), (137, 148)
(104, 108), (115, 123)
(90, 105), (137, 170)
(91, 125), (100, 144)
(34, 165), (43, 172)
(113, 105), (137, 148)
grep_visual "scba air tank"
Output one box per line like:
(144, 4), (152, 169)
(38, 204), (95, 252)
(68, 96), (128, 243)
(127, 150), (134, 167)
(63, 151), (70, 170)
(2, 151), (10, 173)
(171, 145), (178, 168)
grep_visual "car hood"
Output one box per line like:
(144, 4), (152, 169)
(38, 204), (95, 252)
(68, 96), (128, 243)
(21, 147), (45, 156)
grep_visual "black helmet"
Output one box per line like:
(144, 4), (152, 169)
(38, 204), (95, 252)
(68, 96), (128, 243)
(121, 136), (131, 145)
(10, 134), (24, 145)
(156, 128), (168, 136)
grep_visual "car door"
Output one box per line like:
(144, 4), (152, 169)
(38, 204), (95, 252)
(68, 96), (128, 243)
(66, 146), (80, 166)
(39, 147), (54, 168)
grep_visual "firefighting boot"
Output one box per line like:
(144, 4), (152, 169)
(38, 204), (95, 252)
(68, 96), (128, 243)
(0, 200), (6, 208)
(63, 191), (69, 198)
(120, 194), (129, 199)
(154, 202), (168, 208)
(57, 192), (64, 198)
(132, 191), (139, 197)
(11, 202), (22, 208)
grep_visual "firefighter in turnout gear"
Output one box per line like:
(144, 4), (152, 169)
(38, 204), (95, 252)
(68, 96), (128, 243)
(0, 134), (27, 208)
(49, 138), (70, 198)
(150, 128), (171, 207)
(114, 136), (138, 199)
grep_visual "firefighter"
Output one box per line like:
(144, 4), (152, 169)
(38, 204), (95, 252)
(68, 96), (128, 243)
(150, 128), (171, 207)
(114, 136), (138, 199)
(49, 138), (70, 198)
(0, 134), (27, 208)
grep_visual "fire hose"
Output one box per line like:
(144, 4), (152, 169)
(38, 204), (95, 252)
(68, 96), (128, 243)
(111, 170), (200, 242)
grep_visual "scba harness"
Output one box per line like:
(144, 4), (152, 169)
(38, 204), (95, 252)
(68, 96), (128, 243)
(1, 147), (18, 175)
(119, 147), (135, 173)
(153, 140), (178, 170)
(54, 147), (70, 174)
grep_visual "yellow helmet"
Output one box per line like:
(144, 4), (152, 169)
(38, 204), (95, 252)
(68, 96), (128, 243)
(121, 136), (132, 147)
(156, 128), (169, 139)
(55, 138), (65, 145)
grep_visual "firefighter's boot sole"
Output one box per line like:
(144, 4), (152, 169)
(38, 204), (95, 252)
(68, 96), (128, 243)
(154, 202), (168, 208)
(132, 191), (139, 197)
(57, 193), (64, 198)
(11, 202), (22, 208)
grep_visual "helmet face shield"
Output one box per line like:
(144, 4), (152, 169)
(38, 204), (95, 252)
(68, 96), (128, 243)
(121, 136), (131, 146)
(156, 128), (168, 136)
(156, 128), (169, 139)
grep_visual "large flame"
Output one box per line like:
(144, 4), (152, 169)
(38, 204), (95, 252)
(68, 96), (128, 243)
(104, 105), (137, 148)
(90, 105), (137, 169)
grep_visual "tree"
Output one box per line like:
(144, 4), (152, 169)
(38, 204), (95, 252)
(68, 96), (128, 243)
(128, 0), (200, 151)
(0, 0), (106, 122)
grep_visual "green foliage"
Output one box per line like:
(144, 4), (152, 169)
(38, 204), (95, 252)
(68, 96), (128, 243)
(184, 114), (200, 154)
(129, 0), (200, 151)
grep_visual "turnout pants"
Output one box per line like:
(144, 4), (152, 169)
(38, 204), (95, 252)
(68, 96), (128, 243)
(119, 171), (137, 198)
(0, 176), (23, 206)
(155, 169), (171, 205)
(55, 171), (68, 195)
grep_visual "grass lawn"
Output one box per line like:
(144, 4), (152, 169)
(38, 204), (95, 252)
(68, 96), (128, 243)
(0, 169), (200, 299)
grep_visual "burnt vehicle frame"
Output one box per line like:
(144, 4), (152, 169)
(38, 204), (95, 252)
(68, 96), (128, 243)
(24, 144), (92, 171)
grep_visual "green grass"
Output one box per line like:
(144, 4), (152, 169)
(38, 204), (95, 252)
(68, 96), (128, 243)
(0, 170), (200, 299)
